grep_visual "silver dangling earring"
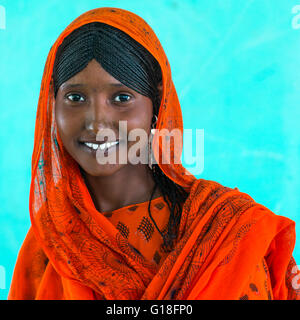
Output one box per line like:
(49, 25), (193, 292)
(148, 115), (158, 169)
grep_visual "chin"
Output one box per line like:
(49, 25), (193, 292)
(79, 162), (124, 177)
(71, 141), (125, 177)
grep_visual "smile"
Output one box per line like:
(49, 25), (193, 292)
(83, 141), (119, 151)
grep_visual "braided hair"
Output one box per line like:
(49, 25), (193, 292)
(52, 22), (189, 251)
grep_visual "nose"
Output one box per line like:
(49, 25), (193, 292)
(86, 118), (112, 135)
(85, 97), (113, 134)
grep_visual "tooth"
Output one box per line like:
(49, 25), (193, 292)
(92, 144), (98, 150)
(93, 141), (119, 151)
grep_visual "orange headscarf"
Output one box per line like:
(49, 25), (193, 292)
(8, 7), (300, 300)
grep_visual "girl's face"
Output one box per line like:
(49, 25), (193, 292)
(55, 59), (154, 177)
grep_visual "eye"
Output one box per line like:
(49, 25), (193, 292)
(113, 93), (132, 103)
(65, 93), (85, 102)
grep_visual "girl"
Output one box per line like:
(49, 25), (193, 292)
(8, 7), (299, 300)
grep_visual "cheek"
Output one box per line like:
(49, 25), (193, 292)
(127, 116), (150, 132)
(55, 106), (82, 143)
(127, 99), (153, 133)
(125, 110), (152, 152)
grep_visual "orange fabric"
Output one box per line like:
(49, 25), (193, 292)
(8, 7), (300, 300)
(102, 196), (171, 267)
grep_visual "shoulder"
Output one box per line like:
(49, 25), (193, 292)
(186, 178), (255, 215)
(8, 227), (49, 299)
(184, 177), (296, 235)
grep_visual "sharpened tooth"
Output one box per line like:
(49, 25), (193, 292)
(84, 142), (92, 148)
(84, 141), (119, 151)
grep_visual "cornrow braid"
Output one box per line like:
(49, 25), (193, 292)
(52, 21), (189, 252)
(148, 164), (189, 252)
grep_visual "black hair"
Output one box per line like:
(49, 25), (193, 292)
(52, 22), (189, 252)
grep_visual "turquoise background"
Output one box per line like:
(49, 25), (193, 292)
(0, 0), (299, 299)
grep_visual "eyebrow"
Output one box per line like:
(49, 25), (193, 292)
(61, 83), (125, 90)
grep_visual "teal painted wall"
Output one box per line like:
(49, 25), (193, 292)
(0, 0), (299, 299)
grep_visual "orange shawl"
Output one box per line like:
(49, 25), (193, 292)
(8, 7), (300, 300)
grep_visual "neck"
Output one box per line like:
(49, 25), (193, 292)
(81, 164), (163, 213)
